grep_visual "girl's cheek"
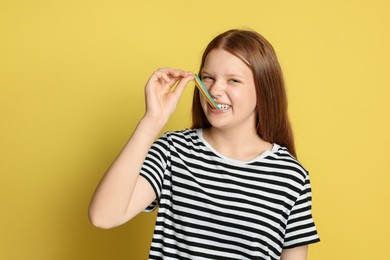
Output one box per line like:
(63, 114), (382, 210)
(202, 82), (212, 91)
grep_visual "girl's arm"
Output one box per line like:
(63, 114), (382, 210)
(281, 245), (308, 260)
(88, 68), (193, 229)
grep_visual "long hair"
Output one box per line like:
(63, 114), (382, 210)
(191, 29), (297, 157)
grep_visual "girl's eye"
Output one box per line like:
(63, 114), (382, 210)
(229, 79), (241, 84)
(201, 75), (213, 81)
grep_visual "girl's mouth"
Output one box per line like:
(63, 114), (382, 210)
(217, 103), (231, 110)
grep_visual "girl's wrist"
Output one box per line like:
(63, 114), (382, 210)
(138, 114), (167, 135)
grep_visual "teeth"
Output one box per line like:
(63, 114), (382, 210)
(217, 104), (231, 110)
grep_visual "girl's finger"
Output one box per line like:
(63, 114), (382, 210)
(172, 74), (194, 97)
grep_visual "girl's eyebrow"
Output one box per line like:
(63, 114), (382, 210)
(201, 70), (245, 79)
(225, 73), (245, 79)
(200, 70), (211, 75)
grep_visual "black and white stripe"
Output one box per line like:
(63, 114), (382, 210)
(140, 129), (319, 260)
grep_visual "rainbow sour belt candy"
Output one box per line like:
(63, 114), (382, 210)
(193, 73), (220, 110)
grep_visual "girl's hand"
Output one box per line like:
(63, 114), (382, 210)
(143, 68), (194, 124)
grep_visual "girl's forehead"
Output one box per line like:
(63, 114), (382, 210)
(202, 49), (252, 76)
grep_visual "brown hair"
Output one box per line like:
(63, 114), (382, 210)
(191, 29), (297, 157)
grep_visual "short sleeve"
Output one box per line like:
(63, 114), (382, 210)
(283, 173), (320, 248)
(139, 134), (170, 212)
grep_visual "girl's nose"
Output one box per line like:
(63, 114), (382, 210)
(208, 81), (225, 99)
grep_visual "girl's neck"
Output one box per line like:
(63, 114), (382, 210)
(202, 127), (272, 161)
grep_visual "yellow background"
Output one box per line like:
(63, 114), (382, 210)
(1, 0), (389, 259)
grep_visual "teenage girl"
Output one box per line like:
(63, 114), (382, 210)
(89, 29), (320, 260)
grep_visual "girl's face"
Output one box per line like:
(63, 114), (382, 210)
(200, 48), (257, 132)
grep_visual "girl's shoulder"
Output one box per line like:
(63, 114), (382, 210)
(161, 128), (204, 147)
(265, 144), (309, 181)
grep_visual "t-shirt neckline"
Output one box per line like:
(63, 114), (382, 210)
(196, 128), (279, 165)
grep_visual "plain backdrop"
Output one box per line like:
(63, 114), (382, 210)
(1, 0), (389, 259)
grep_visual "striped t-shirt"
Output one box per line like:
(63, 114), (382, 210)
(140, 129), (319, 260)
